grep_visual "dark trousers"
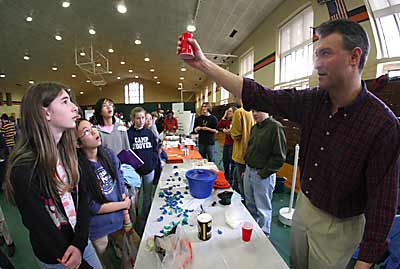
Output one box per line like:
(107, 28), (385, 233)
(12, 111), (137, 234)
(222, 144), (234, 183)
(233, 162), (246, 198)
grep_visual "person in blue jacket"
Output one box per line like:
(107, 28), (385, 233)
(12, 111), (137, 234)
(76, 119), (132, 268)
(127, 107), (158, 234)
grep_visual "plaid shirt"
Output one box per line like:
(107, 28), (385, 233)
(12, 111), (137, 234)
(242, 78), (400, 263)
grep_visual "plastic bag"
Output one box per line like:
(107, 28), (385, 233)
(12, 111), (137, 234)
(156, 225), (192, 269)
(120, 229), (141, 269)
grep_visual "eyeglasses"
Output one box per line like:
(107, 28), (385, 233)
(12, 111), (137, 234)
(79, 125), (97, 138)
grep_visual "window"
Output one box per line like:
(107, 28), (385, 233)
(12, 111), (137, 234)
(212, 82), (217, 103)
(124, 82), (144, 104)
(368, 0), (400, 58)
(204, 86), (208, 102)
(220, 87), (230, 105)
(240, 48), (254, 79)
(278, 6), (314, 84)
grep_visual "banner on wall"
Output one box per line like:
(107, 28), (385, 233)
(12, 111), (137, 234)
(6, 92), (12, 106)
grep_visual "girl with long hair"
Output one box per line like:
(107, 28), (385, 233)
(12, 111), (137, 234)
(4, 83), (101, 269)
(76, 119), (131, 268)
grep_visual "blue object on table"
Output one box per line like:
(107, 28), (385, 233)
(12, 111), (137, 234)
(185, 169), (217, 199)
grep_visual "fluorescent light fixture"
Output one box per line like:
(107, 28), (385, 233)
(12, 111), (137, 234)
(80, 91), (84, 95)
(23, 54), (30, 61)
(52, 66), (58, 71)
(80, 51), (86, 56)
(144, 57), (150, 62)
(134, 75), (139, 78)
(179, 77), (184, 80)
(134, 39), (142, 45)
(26, 16), (33, 22)
(149, 68), (155, 72)
(89, 26), (96, 35)
(108, 48), (114, 53)
(96, 63), (101, 67)
(117, 3), (127, 13)
(180, 67), (187, 72)
(128, 69), (133, 73)
(55, 34), (62, 41)
(108, 70), (113, 74)
(117, 76), (121, 80)
(29, 80), (34, 84)
(0, 73), (5, 78)
(86, 80), (91, 83)
(120, 60), (125, 65)
(72, 74), (77, 78)
(153, 76), (158, 79)
(186, 23), (196, 32)
(62, 1), (70, 8)
(156, 81), (161, 84)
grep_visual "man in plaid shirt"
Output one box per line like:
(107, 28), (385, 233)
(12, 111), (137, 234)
(179, 19), (400, 269)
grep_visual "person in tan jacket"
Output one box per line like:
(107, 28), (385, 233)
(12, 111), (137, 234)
(230, 104), (254, 197)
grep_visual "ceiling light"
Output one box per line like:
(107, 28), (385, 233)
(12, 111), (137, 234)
(62, 1), (70, 8)
(144, 57), (150, 62)
(26, 16), (33, 22)
(134, 39), (142, 45)
(71, 74), (76, 78)
(134, 75), (139, 79)
(186, 23), (196, 32)
(96, 63), (101, 67)
(156, 81), (161, 85)
(0, 73), (5, 78)
(29, 80), (34, 84)
(180, 67), (187, 72)
(52, 66), (58, 71)
(86, 80), (91, 83)
(128, 69), (133, 73)
(149, 68), (155, 72)
(80, 91), (84, 95)
(108, 70), (113, 74)
(120, 60), (125, 65)
(54, 34), (62, 41)
(80, 51), (86, 56)
(179, 77), (184, 80)
(117, 76), (121, 80)
(23, 53), (30, 61)
(88, 26), (96, 35)
(153, 76), (158, 79)
(108, 48), (114, 53)
(117, 3), (127, 14)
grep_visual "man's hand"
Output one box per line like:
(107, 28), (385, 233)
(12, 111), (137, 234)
(354, 260), (373, 269)
(58, 245), (82, 269)
(177, 38), (206, 70)
(195, 126), (203, 132)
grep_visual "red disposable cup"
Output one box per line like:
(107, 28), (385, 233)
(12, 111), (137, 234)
(242, 221), (253, 242)
(178, 32), (195, 60)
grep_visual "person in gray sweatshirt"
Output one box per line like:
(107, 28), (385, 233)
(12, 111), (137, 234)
(94, 98), (130, 155)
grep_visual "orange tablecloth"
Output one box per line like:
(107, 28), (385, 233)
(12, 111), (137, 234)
(163, 147), (203, 163)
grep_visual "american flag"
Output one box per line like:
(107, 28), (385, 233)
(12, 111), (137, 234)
(327, 0), (348, 20)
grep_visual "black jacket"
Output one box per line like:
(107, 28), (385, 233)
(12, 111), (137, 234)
(10, 161), (92, 268)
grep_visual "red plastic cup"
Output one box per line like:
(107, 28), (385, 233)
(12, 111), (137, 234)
(178, 32), (195, 60)
(242, 221), (253, 242)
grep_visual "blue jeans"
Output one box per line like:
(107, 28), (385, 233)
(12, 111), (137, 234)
(243, 166), (276, 235)
(141, 170), (155, 223)
(222, 144), (234, 183)
(198, 144), (215, 162)
(37, 241), (101, 269)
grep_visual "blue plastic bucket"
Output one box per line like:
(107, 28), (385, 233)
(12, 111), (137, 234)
(185, 169), (217, 199)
